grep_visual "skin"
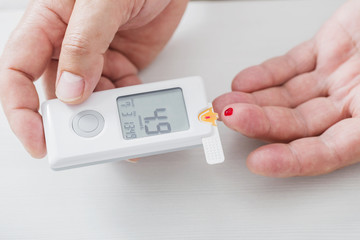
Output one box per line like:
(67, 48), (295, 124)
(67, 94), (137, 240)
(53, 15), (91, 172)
(213, 0), (360, 177)
(0, 0), (189, 158)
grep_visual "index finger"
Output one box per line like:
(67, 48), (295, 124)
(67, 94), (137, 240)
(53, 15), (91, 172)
(0, 5), (57, 158)
(232, 40), (317, 93)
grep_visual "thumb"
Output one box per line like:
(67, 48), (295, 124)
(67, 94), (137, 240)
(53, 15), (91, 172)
(55, 0), (132, 103)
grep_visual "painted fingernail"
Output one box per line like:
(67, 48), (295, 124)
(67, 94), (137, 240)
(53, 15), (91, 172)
(56, 71), (84, 102)
(224, 108), (233, 116)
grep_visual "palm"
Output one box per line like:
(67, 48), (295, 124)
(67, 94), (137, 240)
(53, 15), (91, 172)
(213, 0), (360, 177)
(316, 4), (360, 103)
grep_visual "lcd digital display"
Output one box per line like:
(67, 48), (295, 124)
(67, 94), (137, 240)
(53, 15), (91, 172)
(117, 88), (190, 140)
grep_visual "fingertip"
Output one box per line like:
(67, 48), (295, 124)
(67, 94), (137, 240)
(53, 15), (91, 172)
(55, 71), (85, 104)
(57, 34), (105, 105)
(9, 109), (47, 159)
(221, 103), (270, 138)
(213, 92), (255, 120)
(94, 76), (115, 92)
(29, 147), (47, 159)
(113, 74), (142, 88)
(247, 144), (300, 178)
(212, 94), (229, 120)
(232, 66), (265, 92)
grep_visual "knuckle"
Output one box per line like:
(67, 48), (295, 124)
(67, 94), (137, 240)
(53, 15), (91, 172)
(62, 33), (91, 56)
(288, 143), (304, 176)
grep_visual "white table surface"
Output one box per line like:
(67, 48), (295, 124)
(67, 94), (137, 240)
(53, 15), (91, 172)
(0, 1), (358, 239)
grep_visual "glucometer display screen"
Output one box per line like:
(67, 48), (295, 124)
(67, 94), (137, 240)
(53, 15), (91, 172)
(117, 88), (190, 140)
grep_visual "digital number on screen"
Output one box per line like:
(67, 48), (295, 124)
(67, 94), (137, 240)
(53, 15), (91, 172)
(117, 88), (190, 140)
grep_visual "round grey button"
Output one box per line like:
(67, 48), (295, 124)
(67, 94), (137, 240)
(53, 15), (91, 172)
(78, 114), (99, 132)
(72, 110), (104, 138)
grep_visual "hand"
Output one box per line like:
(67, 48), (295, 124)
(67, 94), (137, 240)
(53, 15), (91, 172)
(0, 0), (188, 158)
(213, 0), (360, 177)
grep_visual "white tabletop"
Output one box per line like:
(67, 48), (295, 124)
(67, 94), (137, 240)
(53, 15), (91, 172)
(0, 1), (358, 239)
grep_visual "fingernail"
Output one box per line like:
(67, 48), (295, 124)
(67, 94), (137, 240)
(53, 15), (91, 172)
(126, 158), (139, 163)
(224, 108), (233, 116)
(56, 71), (84, 102)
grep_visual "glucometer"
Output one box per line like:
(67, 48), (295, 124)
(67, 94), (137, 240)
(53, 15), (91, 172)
(42, 76), (225, 170)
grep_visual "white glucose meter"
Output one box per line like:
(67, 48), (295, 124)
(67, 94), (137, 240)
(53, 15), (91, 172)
(42, 76), (224, 170)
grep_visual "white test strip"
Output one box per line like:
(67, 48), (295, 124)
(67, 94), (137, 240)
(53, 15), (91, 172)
(202, 123), (225, 165)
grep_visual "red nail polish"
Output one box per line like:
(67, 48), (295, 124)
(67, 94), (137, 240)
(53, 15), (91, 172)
(224, 108), (233, 116)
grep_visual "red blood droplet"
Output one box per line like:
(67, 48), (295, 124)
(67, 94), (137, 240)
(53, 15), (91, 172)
(224, 108), (233, 116)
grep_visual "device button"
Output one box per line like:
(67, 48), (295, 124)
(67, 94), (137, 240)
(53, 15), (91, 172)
(78, 114), (99, 132)
(72, 110), (105, 138)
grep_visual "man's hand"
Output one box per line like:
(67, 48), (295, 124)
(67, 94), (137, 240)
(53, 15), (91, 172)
(213, 0), (360, 177)
(0, 0), (188, 158)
